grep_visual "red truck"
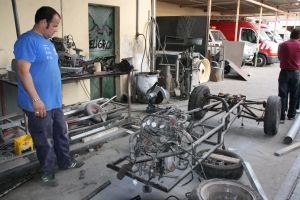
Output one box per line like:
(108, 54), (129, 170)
(210, 20), (279, 67)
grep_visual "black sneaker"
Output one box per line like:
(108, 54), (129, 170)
(288, 117), (295, 120)
(41, 174), (58, 187)
(67, 160), (84, 169)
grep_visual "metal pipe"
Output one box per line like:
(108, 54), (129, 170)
(273, 9), (278, 43)
(150, 0), (156, 72)
(99, 95), (116, 108)
(186, 101), (220, 114)
(206, 0), (212, 57)
(294, 14), (297, 29)
(175, 56), (180, 86)
(254, 6), (263, 68)
(81, 180), (111, 200)
(285, 14), (289, 35)
(136, 0), (139, 36)
(129, 131), (140, 160)
(128, 71), (132, 119)
(243, 161), (269, 200)
(284, 115), (300, 144)
(234, 0), (240, 41)
(11, 0), (20, 38)
(66, 107), (127, 123)
(193, 109), (224, 126)
(244, 0), (287, 15)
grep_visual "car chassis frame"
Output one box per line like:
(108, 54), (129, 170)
(107, 85), (280, 193)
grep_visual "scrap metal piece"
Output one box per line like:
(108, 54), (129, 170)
(225, 59), (250, 81)
(284, 115), (300, 144)
(274, 154), (300, 200)
(81, 180), (111, 200)
(189, 179), (262, 200)
(242, 161), (268, 200)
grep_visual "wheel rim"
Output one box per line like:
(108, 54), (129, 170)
(199, 180), (259, 200)
(257, 57), (263, 65)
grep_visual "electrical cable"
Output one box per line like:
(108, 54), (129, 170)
(165, 195), (180, 200)
(137, 33), (147, 72)
(145, 21), (151, 65)
(181, 171), (194, 187)
(79, 80), (90, 99)
(80, 80), (90, 98)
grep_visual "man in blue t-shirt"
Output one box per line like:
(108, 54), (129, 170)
(14, 6), (84, 186)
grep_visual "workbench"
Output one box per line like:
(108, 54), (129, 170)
(0, 71), (132, 117)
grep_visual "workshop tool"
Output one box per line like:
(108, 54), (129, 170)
(81, 180), (111, 200)
(13, 134), (33, 155)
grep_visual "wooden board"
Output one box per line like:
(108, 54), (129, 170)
(208, 153), (240, 164)
(274, 142), (300, 156)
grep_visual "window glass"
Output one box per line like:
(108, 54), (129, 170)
(259, 30), (271, 41)
(241, 28), (257, 43)
(210, 30), (227, 41)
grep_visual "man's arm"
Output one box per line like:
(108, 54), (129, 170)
(16, 60), (46, 117)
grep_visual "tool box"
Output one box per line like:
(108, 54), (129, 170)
(13, 134), (33, 155)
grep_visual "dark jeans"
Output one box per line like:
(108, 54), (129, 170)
(24, 108), (71, 176)
(278, 70), (300, 120)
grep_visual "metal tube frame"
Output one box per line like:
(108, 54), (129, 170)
(107, 94), (267, 192)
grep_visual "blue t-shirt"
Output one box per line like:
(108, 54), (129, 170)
(14, 31), (62, 112)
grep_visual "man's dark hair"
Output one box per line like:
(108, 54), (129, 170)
(35, 6), (60, 26)
(290, 28), (300, 40)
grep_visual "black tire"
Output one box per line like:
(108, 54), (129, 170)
(224, 60), (231, 74)
(241, 61), (245, 67)
(189, 179), (263, 200)
(194, 149), (243, 180)
(264, 96), (281, 136)
(256, 54), (267, 67)
(188, 85), (210, 120)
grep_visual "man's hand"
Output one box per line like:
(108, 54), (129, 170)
(16, 59), (47, 118)
(33, 99), (47, 118)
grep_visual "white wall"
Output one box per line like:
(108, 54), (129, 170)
(157, 1), (218, 16)
(0, 0), (152, 105)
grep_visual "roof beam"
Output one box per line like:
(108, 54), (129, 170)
(243, 0), (287, 15)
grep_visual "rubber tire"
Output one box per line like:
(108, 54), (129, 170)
(188, 85), (210, 120)
(224, 60), (231, 74)
(194, 149), (243, 180)
(264, 96), (281, 136)
(256, 54), (267, 67)
(189, 179), (263, 200)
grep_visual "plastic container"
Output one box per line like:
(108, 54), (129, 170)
(14, 134), (33, 155)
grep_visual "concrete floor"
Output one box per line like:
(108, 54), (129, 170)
(3, 63), (300, 200)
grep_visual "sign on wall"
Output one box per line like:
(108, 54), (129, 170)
(88, 5), (115, 59)
(88, 5), (115, 99)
